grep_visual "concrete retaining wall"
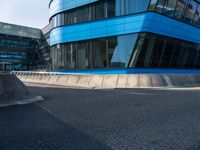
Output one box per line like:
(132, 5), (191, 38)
(11, 71), (200, 88)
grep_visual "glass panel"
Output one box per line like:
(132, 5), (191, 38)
(77, 6), (88, 23)
(115, 0), (121, 16)
(183, 44), (197, 68)
(64, 13), (68, 25)
(109, 34), (138, 68)
(184, 0), (197, 24)
(67, 43), (76, 69)
(125, 0), (130, 15)
(156, 0), (165, 13)
(169, 41), (182, 68)
(130, 33), (156, 68)
(163, 0), (178, 17)
(194, 47), (200, 68)
(76, 41), (91, 69)
(130, 0), (151, 14)
(151, 36), (165, 68)
(193, 5), (200, 27)
(67, 10), (75, 24)
(148, 0), (159, 11)
(93, 38), (107, 68)
(159, 39), (175, 68)
(174, 0), (187, 20)
(107, 0), (116, 18)
(120, 0), (125, 16)
(95, 1), (106, 20)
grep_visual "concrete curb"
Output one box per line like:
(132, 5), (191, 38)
(0, 96), (44, 107)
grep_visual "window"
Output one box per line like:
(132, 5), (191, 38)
(115, 0), (121, 16)
(156, 0), (165, 13)
(159, 39), (175, 68)
(93, 39), (107, 68)
(67, 43), (76, 69)
(130, 0), (150, 14)
(129, 33), (155, 68)
(193, 5), (200, 27)
(109, 34), (138, 68)
(151, 36), (165, 68)
(174, 0), (187, 20)
(107, 0), (116, 18)
(76, 41), (91, 69)
(163, 0), (178, 17)
(194, 47), (200, 68)
(77, 7), (86, 23)
(184, 0), (197, 24)
(148, 0), (159, 11)
(169, 41), (183, 68)
(95, 1), (106, 20)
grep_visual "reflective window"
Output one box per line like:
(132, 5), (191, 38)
(130, 0), (150, 14)
(194, 47), (200, 68)
(95, 1), (106, 20)
(130, 33), (155, 68)
(156, 0), (165, 13)
(163, 0), (178, 17)
(93, 39), (107, 68)
(115, 0), (121, 16)
(193, 5), (200, 27)
(67, 43), (76, 69)
(51, 0), (151, 29)
(76, 41), (91, 69)
(51, 33), (200, 70)
(159, 39), (175, 68)
(169, 41), (183, 68)
(174, 0), (187, 20)
(109, 34), (138, 68)
(148, 0), (200, 28)
(148, 0), (159, 11)
(184, 0), (197, 24)
(107, 0), (116, 18)
(151, 36), (165, 68)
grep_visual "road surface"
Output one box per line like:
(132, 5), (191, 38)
(0, 83), (200, 150)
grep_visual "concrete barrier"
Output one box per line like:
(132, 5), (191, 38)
(57, 75), (68, 85)
(139, 74), (152, 88)
(78, 75), (92, 86)
(67, 75), (80, 86)
(151, 75), (167, 87)
(127, 75), (139, 88)
(116, 75), (128, 88)
(48, 75), (59, 84)
(41, 75), (51, 83)
(89, 75), (104, 87)
(11, 71), (200, 89)
(102, 75), (118, 88)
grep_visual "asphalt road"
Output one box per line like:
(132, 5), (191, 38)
(0, 83), (200, 150)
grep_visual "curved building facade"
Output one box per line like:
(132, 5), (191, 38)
(49, 0), (200, 70)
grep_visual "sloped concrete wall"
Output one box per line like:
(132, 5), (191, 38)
(0, 74), (39, 106)
(13, 72), (200, 88)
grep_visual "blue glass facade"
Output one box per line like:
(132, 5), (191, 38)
(49, 0), (200, 70)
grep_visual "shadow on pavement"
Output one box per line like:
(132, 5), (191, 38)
(0, 104), (113, 150)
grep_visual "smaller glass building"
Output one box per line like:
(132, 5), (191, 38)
(0, 22), (49, 71)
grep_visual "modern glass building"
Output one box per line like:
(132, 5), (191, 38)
(49, 0), (200, 70)
(0, 22), (50, 71)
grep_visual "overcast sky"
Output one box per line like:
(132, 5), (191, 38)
(0, 0), (49, 29)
